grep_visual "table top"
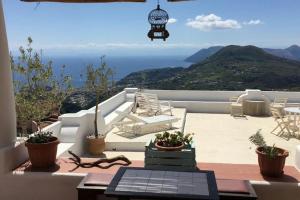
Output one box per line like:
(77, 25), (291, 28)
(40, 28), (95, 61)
(284, 107), (300, 114)
(105, 167), (219, 200)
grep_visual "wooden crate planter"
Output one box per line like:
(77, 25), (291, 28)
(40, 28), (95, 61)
(144, 140), (196, 171)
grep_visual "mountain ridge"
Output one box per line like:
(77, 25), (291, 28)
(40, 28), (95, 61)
(118, 45), (300, 91)
(185, 45), (300, 63)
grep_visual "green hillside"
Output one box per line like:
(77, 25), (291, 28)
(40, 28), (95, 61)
(118, 45), (300, 91)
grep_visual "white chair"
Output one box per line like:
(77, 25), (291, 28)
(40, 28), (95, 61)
(134, 92), (148, 110)
(113, 111), (179, 135)
(134, 92), (173, 116)
(229, 97), (244, 117)
(270, 108), (293, 139)
(270, 97), (288, 115)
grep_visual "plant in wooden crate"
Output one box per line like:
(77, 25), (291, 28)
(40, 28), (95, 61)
(25, 131), (59, 168)
(249, 129), (289, 177)
(154, 131), (193, 151)
(145, 131), (195, 170)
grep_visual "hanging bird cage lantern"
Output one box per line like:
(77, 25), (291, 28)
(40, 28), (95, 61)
(147, 2), (169, 41)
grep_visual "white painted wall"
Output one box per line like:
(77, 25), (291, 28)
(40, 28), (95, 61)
(144, 89), (244, 102)
(143, 89), (300, 102)
(43, 121), (62, 137)
(263, 91), (300, 103)
(88, 91), (127, 116)
(0, 0), (16, 148)
(295, 145), (300, 171)
(56, 91), (129, 155)
(142, 89), (300, 113)
(0, 0), (27, 189)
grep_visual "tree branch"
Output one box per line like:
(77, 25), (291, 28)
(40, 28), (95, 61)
(68, 151), (132, 172)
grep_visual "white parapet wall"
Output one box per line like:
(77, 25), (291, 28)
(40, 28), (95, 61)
(56, 91), (131, 155)
(140, 89), (300, 113)
(143, 89), (245, 113)
(295, 145), (300, 171)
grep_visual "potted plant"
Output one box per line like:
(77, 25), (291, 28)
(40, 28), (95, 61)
(249, 129), (289, 177)
(85, 56), (114, 155)
(154, 131), (193, 151)
(25, 131), (59, 168)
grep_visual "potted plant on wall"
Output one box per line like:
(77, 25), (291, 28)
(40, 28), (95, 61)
(25, 131), (59, 168)
(154, 131), (193, 151)
(249, 129), (289, 177)
(85, 56), (114, 155)
(20, 89), (60, 169)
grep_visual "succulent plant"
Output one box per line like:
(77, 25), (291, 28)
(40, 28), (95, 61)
(27, 131), (55, 144)
(155, 131), (193, 147)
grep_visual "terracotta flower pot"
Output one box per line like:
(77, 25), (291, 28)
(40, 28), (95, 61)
(155, 142), (184, 151)
(25, 137), (59, 169)
(87, 136), (105, 155)
(256, 146), (289, 177)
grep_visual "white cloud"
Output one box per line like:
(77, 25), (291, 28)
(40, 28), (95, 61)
(186, 14), (241, 31)
(243, 19), (263, 25)
(168, 18), (177, 24)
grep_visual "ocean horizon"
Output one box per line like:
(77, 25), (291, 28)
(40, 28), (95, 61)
(42, 55), (192, 87)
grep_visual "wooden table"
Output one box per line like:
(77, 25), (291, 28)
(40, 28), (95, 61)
(244, 100), (266, 116)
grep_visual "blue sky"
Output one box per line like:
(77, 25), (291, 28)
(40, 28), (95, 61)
(3, 0), (300, 56)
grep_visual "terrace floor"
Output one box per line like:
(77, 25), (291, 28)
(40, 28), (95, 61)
(103, 113), (300, 166)
(185, 113), (300, 166)
(13, 113), (300, 198)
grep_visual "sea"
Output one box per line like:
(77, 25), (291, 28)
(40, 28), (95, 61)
(43, 55), (192, 87)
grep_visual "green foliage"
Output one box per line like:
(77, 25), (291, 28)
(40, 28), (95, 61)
(155, 131), (193, 147)
(249, 129), (266, 147)
(27, 131), (55, 144)
(249, 129), (279, 159)
(84, 56), (115, 138)
(11, 37), (73, 137)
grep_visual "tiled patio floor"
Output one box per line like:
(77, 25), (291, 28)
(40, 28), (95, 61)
(184, 113), (300, 165)
(98, 113), (300, 166)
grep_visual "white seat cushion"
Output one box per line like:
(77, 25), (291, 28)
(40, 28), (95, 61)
(139, 115), (179, 124)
